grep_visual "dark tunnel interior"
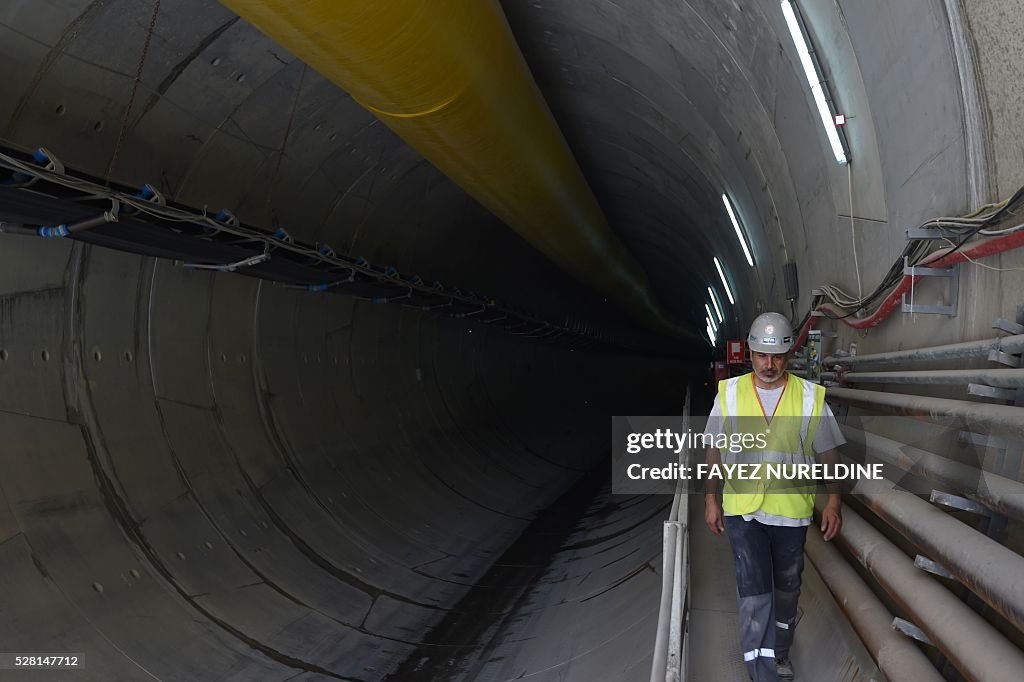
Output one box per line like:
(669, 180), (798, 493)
(2, 0), (1023, 680)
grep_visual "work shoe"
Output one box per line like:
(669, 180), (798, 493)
(776, 656), (794, 680)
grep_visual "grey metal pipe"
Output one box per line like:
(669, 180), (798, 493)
(824, 334), (1024, 367)
(66, 212), (117, 234)
(0, 213), (114, 238)
(0, 220), (38, 236)
(841, 425), (1024, 522)
(826, 386), (1024, 440)
(790, 370), (836, 382)
(849, 474), (1024, 634)
(821, 500), (1024, 681)
(803, 525), (943, 682)
(841, 367), (1024, 388)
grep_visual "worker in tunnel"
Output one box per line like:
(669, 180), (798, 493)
(702, 312), (845, 681)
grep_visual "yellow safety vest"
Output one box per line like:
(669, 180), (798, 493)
(717, 372), (826, 519)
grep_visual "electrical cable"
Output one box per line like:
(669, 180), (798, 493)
(0, 147), (684, 356)
(804, 184), (1024, 325)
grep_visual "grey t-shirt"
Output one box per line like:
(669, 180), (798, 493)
(703, 382), (846, 527)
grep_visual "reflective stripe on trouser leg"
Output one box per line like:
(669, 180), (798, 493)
(774, 587), (799, 660)
(738, 592), (777, 681)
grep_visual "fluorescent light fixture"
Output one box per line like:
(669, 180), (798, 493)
(708, 286), (724, 322)
(706, 322), (716, 346)
(705, 304), (718, 333)
(714, 257), (735, 305)
(722, 194), (754, 267)
(781, 0), (848, 165)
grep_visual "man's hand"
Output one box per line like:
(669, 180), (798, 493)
(705, 494), (725, 536)
(821, 496), (843, 541)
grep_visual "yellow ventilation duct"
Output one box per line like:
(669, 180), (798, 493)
(220, 0), (691, 338)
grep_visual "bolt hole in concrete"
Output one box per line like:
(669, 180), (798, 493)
(219, 352), (227, 363)
(93, 120), (103, 132)
(175, 552), (185, 560)
(92, 583), (103, 593)
(0, 349), (7, 361)
(55, 103), (66, 116)
(40, 350), (49, 362)
(93, 349), (102, 361)
(124, 350), (133, 362)
(210, 56), (221, 66)
(235, 73), (246, 83)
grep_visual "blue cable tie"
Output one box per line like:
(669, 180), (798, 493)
(308, 283), (330, 292)
(372, 296), (388, 304)
(38, 224), (69, 238)
(273, 228), (290, 240)
(136, 184), (156, 200)
(32, 148), (49, 164)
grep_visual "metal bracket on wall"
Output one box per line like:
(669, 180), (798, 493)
(988, 349), (1022, 367)
(993, 318), (1024, 335)
(902, 264), (959, 316)
(958, 430), (1008, 450)
(989, 311), (1024, 367)
(968, 383), (1018, 401)
(929, 489), (991, 516)
(892, 618), (935, 646)
(914, 555), (955, 580)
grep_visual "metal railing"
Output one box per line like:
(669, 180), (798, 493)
(650, 387), (691, 682)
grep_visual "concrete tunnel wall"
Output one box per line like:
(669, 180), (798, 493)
(1, 0), (1023, 680)
(0, 234), (686, 679)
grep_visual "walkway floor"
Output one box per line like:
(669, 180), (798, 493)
(686, 496), (883, 681)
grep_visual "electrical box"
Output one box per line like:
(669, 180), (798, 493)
(726, 339), (746, 365)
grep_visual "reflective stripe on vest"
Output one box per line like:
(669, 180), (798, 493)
(717, 372), (826, 519)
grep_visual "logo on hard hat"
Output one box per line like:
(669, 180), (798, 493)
(765, 325), (775, 334)
(763, 337), (776, 344)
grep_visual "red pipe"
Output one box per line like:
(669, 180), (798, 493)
(794, 228), (1024, 350)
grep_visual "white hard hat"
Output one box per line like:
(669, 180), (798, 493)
(747, 312), (794, 353)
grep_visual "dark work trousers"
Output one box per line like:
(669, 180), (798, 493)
(724, 515), (808, 681)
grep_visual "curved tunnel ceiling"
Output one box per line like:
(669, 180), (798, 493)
(0, 0), (829, 342)
(0, 0), (1003, 679)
